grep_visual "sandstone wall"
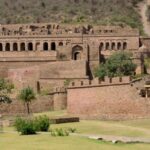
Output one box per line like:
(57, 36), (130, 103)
(0, 95), (53, 115)
(8, 66), (40, 90)
(40, 60), (88, 79)
(67, 77), (150, 120)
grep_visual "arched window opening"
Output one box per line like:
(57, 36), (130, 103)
(13, 43), (18, 51)
(123, 42), (127, 50)
(51, 42), (56, 51)
(99, 43), (104, 51)
(74, 52), (81, 60)
(21, 43), (25, 51)
(5, 43), (10, 51)
(28, 42), (33, 51)
(72, 45), (83, 60)
(59, 42), (63, 46)
(0, 43), (3, 51)
(111, 42), (115, 50)
(106, 42), (110, 50)
(43, 42), (48, 51)
(117, 42), (122, 50)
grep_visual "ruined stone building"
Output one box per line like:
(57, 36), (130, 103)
(0, 23), (150, 119)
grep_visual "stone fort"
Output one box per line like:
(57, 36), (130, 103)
(0, 23), (150, 120)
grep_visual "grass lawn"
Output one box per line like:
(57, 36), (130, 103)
(1, 111), (150, 150)
(0, 132), (150, 150)
(51, 120), (150, 138)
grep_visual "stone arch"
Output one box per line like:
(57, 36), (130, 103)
(106, 42), (110, 50)
(72, 45), (83, 60)
(117, 42), (122, 50)
(74, 52), (81, 60)
(43, 42), (48, 51)
(0, 43), (3, 51)
(59, 42), (63, 46)
(5, 43), (10, 51)
(13, 43), (18, 51)
(111, 42), (115, 50)
(20, 43), (25, 51)
(51, 42), (56, 51)
(28, 42), (33, 51)
(123, 42), (127, 50)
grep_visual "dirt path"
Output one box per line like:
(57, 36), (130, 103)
(139, 0), (150, 36)
(74, 133), (150, 144)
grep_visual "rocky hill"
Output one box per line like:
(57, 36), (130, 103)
(0, 0), (145, 33)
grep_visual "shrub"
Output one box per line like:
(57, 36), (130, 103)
(34, 115), (50, 132)
(51, 128), (69, 137)
(67, 127), (76, 133)
(14, 117), (36, 135)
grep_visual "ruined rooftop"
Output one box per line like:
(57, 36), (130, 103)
(0, 23), (139, 36)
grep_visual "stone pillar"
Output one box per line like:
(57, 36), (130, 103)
(17, 42), (20, 51)
(48, 42), (50, 51)
(146, 88), (148, 99)
(25, 42), (28, 51)
(10, 42), (13, 51)
(2, 43), (5, 52)
(33, 41), (36, 51)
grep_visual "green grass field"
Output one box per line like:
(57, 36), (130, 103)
(1, 111), (150, 150)
(0, 132), (150, 150)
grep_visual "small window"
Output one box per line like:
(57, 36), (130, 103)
(59, 42), (63, 46)
(0, 43), (3, 51)
(21, 43), (25, 51)
(13, 43), (18, 51)
(5, 43), (10, 51)
(43, 42), (48, 51)
(51, 42), (56, 51)
(28, 43), (33, 51)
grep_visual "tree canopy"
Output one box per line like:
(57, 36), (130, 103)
(18, 87), (36, 114)
(95, 52), (137, 79)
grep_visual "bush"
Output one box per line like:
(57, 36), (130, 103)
(14, 118), (36, 135)
(34, 115), (50, 132)
(51, 128), (69, 137)
(14, 115), (50, 135)
(67, 127), (76, 133)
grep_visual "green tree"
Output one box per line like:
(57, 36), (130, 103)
(95, 52), (136, 79)
(0, 79), (14, 104)
(18, 87), (36, 114)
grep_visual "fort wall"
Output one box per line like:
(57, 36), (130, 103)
(67, 77), (150, 120)
(0, 95), (53, 115)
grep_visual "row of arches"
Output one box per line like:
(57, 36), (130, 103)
(99, 42), (127, 51)
(0, 42), (57, 51)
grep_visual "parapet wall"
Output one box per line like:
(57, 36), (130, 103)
(69, 76), (132, 88)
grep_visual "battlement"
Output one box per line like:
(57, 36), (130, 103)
(69, 76), (132, 88)
(53, 87), (67, 94)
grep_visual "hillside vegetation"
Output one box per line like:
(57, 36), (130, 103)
(0, 0), (144, 31)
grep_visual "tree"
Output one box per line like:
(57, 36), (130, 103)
(0, 79), (14, 105)
(18, 87), (36, 114)
(95, 52), (137, 79)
